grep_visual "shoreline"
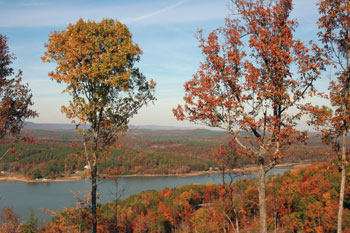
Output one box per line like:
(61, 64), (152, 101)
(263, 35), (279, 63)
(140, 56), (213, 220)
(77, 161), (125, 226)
(0, 162), (313, 183)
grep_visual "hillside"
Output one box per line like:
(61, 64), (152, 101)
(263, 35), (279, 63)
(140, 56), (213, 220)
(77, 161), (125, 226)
(0, 125), (331, 180)
(15, 161), (349, 232)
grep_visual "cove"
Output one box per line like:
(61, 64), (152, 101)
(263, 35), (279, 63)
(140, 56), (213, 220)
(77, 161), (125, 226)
(0, 167), (290, 224)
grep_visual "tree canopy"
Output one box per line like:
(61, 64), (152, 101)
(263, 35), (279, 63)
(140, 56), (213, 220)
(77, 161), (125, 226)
(173, 0), (325, 232)
(0, 34), (37, 139)
(42, 18), (156, 233)
(305, 1), (349, 232)
(42, 18), (155, 146)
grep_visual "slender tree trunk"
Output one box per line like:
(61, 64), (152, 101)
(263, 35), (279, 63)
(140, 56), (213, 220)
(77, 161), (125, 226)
(113, 176), (120, 233)
(258, 162), (267, 233)
(235, 217), (239, 233)
(337, 128), (347, 233)
(338, 55), (349, 232)
(91, 156), (98, 233)
(234, 209), (240, 233)
(0, 148), (10, 162)
(275, 210), (278, 233)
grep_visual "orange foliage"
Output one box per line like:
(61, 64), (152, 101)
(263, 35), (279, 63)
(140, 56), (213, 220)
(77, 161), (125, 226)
(42, 18), (155, 233)
(173, 1), (326, 231)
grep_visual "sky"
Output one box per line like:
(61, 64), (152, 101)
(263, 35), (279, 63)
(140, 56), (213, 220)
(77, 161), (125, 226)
(0, 0), (329, 129)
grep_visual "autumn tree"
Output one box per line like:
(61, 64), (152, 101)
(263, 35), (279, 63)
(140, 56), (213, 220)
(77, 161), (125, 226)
(0, 207), (20, 233)
(0, 34), (37, 141)
(173, 0), (324, 232)
(0, 34), (37, 162)
(42, 18), (155, 233)
(305, 1), (349, 232)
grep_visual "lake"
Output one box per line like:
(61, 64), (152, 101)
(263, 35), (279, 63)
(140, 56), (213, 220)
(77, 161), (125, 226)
(0, 167), (290, 224)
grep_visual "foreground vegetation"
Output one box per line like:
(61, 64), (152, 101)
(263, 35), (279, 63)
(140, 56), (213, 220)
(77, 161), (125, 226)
(0, 160), (348, 232)
(0, 0), (348, 230)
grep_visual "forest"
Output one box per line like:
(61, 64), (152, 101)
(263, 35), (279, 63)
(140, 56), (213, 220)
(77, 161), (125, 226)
(0, 0), (349, 232)
(1, 161), (350, 232)
(0, 127), (331, 179)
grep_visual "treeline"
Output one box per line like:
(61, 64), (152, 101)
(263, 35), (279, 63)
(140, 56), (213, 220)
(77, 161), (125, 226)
(99, 149), (214, 175)
(0, 129), (240, 178)
(0, 143), (83, 179)
(0, 137), (217, 178)
(0, 144), (214, 178)
(2, 160), (349, 232)
(0, 129), (331, 179)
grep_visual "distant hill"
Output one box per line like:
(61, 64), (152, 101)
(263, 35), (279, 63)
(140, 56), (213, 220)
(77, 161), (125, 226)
(129, 125), (200, 130)
(23, 122), (77, 131)
(23, 122), (213, 131)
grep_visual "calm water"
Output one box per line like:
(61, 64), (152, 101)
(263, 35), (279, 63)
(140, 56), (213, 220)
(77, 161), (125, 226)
(0, 167), (290, 223)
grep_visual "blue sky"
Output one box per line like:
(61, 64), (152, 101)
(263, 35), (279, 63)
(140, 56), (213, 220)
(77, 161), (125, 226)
(0, 0), (327, 128)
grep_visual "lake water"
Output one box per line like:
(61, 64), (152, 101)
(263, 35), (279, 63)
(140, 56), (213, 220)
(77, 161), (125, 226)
(0, 167), (290, 224)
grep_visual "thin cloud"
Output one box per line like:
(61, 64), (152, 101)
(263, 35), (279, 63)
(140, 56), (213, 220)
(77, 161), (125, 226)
(20, 1), (48, 7)
(123, 0), (189, 23)
(0, 0), (227, 28)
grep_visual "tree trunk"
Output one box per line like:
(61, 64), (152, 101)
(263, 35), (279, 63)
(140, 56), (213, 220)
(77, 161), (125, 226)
(91, 157), (98, 233)
(338, 54), (349, 232)
(337, 129), (346, 233)
(0, 148), (10, 162)
(235, 212), (240, 233)
(258, 163), (267, 233)
(275, 210), (278, 233)
(113, 177), (120, 233)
